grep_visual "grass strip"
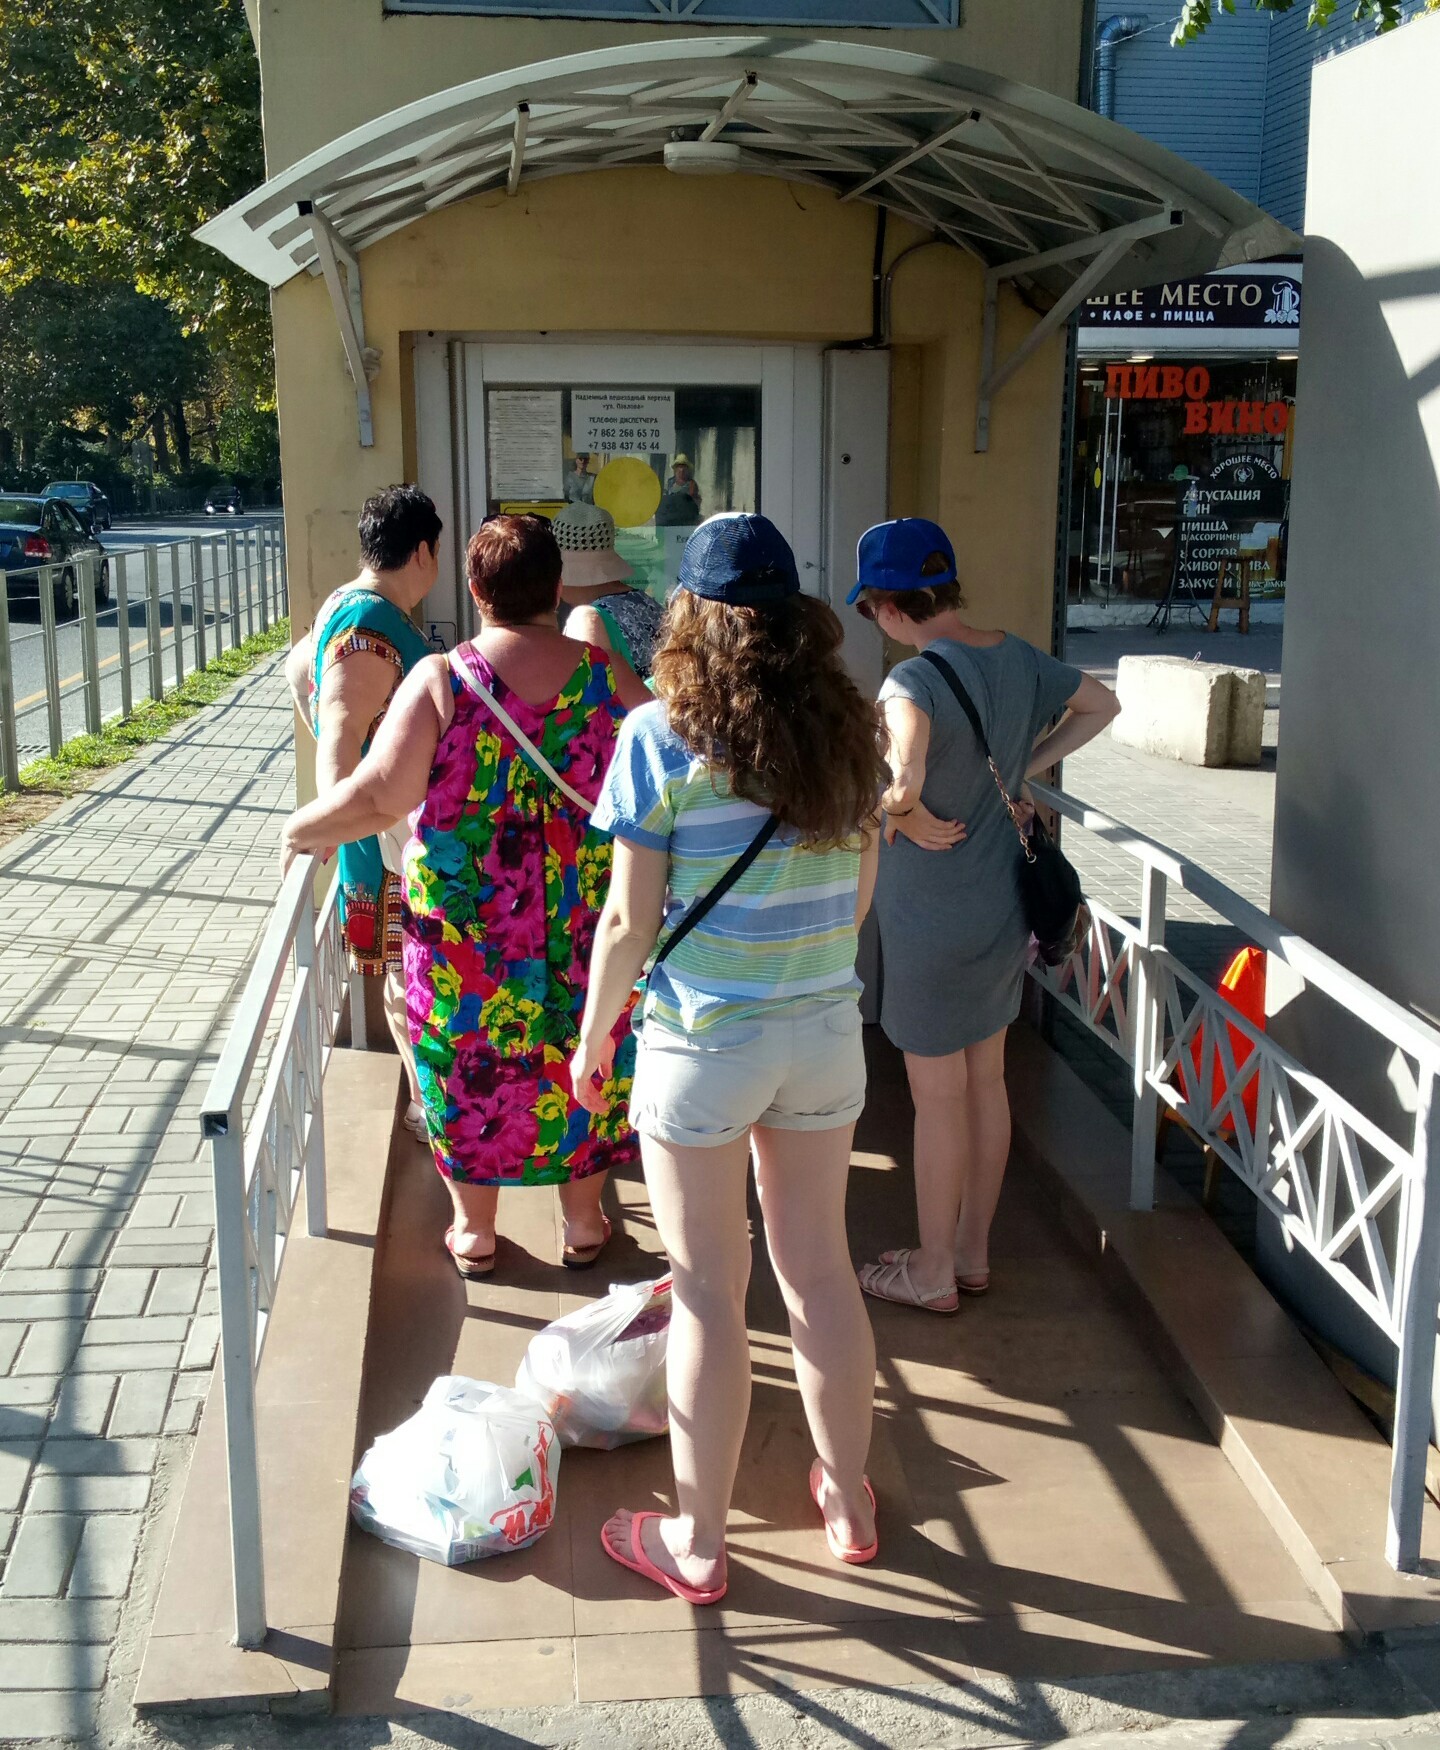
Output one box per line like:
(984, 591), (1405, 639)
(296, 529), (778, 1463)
(1, 618), (290, 832)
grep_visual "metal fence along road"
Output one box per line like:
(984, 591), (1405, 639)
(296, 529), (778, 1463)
(0, 523), (288, 785)
(1029, 781), (1440, 1578)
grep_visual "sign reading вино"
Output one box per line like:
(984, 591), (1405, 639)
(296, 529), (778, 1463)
(572, 391), (676, 458)
(1102, 363), (1294, 439)
(1083, 269), (1302, 332)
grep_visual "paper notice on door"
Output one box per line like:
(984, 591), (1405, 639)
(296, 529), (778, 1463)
(572, 391), (676, 458)
(488, 390), (563, 498)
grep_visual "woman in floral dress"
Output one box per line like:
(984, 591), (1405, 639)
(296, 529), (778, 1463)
(282, 514), (650, 1276)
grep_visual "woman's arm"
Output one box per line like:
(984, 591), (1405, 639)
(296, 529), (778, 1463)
(567, 609), (652, 711)
(880, 694), (966, 852)
(1026, 672), (1121, 776)
(285, 634), (314, 734)
(314, 646), (402, 791)
(281, 656), (451, 872)
(569, 839), (669, 1112)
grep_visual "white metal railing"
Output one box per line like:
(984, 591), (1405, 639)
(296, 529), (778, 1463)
(1033, 783), (1440, 1574)
(200, 856), (347, 1647)
(0, 522), (288, 788)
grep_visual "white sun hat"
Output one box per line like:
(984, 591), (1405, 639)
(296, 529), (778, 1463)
(552, 501), (634, 590)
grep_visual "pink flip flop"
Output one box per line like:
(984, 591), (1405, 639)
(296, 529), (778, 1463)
(599, 1511), (728, 1606)
(808, 1460), (879, 1565)
(858, 1250), (959, 1314)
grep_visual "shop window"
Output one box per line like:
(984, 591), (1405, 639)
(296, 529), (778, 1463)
(484, 382), (760, 601)
(385, 1), (959, 23)
(1068, 355), (1297, 612)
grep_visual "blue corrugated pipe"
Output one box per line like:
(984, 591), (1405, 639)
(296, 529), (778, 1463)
(1095, 14), (1147, 117)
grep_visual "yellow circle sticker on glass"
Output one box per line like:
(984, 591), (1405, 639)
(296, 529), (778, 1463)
(593, 457), (662, 529)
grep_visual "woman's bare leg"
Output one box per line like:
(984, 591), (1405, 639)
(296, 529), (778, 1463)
(444, 1179), (498, 1258)
(901, 1047), (968, 1300)
(558, 1170), (608, 1251)
(954, 1028), (1010, 1282)
(383, 965), (422, 1108)
(602, 1131), (752, 1593)
(753, 1122), (876, 1550)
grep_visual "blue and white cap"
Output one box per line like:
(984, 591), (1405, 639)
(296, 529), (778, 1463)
(846, 518), (957, 605)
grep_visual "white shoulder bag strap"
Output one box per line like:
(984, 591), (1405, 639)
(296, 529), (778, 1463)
(449, 647), (595, 815)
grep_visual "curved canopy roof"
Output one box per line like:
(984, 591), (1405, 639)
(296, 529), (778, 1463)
(198, 35), (1296, 299)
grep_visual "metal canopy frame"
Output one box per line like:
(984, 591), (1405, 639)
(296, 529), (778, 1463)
(199, 37), (1294, 448)
(299, 203), (379, 446)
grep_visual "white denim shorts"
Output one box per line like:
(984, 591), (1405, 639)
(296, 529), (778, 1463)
(629, 998), (867, 1149)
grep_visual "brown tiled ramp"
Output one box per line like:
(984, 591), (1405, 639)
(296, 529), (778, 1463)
(333, 1034), (1341, 1714)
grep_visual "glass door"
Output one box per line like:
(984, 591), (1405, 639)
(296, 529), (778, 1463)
(410, 341), (820, 644)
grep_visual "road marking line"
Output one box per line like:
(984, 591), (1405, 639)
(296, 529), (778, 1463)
(15, 631), (156, 711)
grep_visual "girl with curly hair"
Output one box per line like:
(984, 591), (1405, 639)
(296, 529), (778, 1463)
(282, 514), (649, 1278)
(571, 512), (886, 1604)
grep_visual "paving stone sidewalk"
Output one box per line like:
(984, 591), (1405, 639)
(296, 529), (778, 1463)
(1062, 619), (1281, 924)
(0, 656), (294, 1742)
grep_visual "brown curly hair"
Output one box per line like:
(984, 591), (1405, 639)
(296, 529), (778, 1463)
(651, 592), (887, 846)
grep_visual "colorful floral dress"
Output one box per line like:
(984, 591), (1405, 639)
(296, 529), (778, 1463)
(309, 586), (431, 975)
(402, 642), (639, 1186)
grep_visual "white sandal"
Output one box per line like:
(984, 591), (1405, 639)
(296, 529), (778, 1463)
(858, 1249), (959, 1315)
(402, 1101), (428, 1141)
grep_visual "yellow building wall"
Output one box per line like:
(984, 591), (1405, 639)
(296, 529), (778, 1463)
(253, 2), (1085, 172)
(274, 167), (1063, 662)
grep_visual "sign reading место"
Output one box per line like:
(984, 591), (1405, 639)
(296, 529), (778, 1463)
(572, 391), (676, 458)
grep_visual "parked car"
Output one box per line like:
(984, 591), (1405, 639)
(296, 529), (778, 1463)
(42, 479), (111, 532)
(205, 484), (244, 516)
(0, 495), (109, 620)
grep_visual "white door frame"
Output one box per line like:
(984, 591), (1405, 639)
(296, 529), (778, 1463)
(414, 337), (824, 642)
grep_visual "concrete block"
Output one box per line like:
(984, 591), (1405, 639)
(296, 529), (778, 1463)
(1113, 655), (1267, 768)
(1226, 664), (1267, 766)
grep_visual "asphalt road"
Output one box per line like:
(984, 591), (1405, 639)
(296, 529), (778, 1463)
(3, 513), (286, 764)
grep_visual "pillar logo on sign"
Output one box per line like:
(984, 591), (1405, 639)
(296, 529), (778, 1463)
(1104, 363), (1292, 438)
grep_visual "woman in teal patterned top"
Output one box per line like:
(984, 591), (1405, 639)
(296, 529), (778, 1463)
(287, 487), (437, 1128)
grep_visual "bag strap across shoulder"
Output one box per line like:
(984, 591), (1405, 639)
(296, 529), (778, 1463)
(449, 646), (595, 815)
(652, 814), (780, 968)
(919, 649), (1031, 858)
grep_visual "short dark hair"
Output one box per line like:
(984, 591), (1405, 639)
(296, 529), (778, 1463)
(869, 550), (965, 623)
(466, 515), (562, 625)
(358, 485), (442, 573)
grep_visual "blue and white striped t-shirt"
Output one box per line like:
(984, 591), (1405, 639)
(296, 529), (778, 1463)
(591, 702), (861, 1034)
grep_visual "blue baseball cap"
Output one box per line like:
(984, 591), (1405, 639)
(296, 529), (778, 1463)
(677, 513), (800, 606)
(846, 518), (957, 605)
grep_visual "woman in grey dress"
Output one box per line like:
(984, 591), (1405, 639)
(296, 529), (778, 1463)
(850, 519), (1119, 1314)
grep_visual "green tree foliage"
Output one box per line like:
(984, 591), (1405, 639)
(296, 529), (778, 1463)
(1172, 0), (1435, 44)
(0, 1), (276, 494)
(0, 0), (266, 373)
(0, 280), (203, 449)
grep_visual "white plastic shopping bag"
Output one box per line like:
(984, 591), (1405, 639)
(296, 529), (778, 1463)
(349, 1377), (558, 1565)
(516, 1275), (671, 1450)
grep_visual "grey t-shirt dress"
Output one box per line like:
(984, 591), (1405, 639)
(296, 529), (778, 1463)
(873, 635), (1083, 1057)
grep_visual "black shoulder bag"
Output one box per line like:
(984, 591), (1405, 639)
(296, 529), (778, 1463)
(652, 815), (780, 968)
(920, 650), (1087, 967)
